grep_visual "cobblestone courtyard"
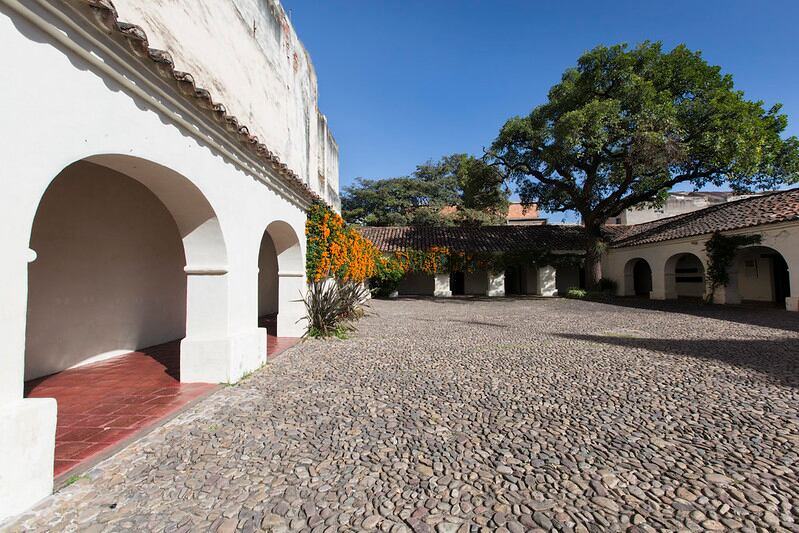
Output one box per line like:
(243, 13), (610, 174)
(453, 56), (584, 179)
(5, 298), (799, 533)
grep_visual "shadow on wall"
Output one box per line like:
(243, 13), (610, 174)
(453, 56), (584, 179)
(592, 296), (799, 334)
(26, 162), (187, 381)
(557, 332), (799, 388)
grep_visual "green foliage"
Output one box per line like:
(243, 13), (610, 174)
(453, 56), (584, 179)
(566, 287), (588, 299)
(596, 278), (618, 294)
(370, 256), (408, 298)
(704, 231), (761, 302)
(303, 279), (370, 338)
(490, 41), (799, 285)
(342, 154), (509, 226)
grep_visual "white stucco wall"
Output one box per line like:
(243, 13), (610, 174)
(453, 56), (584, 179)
(602, 222), (799, 309)
(112, 0), (339, 206)
(1, 2), (334, 519)
(736, 248), (778, 302)
(26, 162), (187, 380)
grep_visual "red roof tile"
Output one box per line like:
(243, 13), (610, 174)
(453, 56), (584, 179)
(358, 225), (587, 253)
(79, 0), (322, 205)
(609, 188), (799, 248)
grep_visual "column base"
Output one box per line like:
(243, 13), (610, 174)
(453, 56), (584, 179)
(536, 266), (557, 297)
(434, 274), (452, 298)
(180, 328), (266, 384)
(786, 297), (798, 312)
(0, 398), (56, 522)
(486, 272), (505, 297)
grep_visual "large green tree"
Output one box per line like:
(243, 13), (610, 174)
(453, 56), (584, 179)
(489, 42), (799, 286)
(342, 154), (508, 226)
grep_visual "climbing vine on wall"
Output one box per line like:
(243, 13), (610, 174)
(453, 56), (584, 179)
(369, 247), (584, 296)
(704, 231), (761, 302)
(306, 202), (378, 282)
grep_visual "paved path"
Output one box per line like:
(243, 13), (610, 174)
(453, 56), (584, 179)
(5, 298), (799, 532)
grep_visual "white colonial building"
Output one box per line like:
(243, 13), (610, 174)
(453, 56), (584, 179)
(602, 189), (799, 311)
(1, 0), (338, 519)
(362, 189), (799, 312)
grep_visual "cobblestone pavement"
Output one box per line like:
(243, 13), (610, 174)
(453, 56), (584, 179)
(5, 297), (799, 533)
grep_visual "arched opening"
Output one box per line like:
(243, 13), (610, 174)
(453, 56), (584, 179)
(24, 155), (226, 479)
(258, 221), (305, 339)
(623, 258), (652, 297)
(664, 253), (706, 300)
(736, 246), (792, 308)
(25, 160), (187, 380)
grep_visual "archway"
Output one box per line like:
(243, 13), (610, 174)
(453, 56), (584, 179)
(664, 253), (706, 300)
(623, 258), (652, 297)
(24, 155), (227, 479)
(735, 246), (792, 308)
(258, 220), (305, 338)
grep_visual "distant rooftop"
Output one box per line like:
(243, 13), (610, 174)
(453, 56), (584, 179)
(359, 225), (586, 253)
(608, 188), (799, 248)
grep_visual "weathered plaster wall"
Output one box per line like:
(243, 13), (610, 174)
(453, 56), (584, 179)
(113, 0), (339, 206)
(736, 248), (777, 302)
(26, 162), (187, 380)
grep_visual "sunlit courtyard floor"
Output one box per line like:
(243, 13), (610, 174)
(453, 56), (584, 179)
(7, 297), (799, 532)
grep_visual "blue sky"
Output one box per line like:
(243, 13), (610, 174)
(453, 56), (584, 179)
(285, 0), (799, 215)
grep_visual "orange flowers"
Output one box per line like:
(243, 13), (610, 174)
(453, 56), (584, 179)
(306, 203), (379, 283)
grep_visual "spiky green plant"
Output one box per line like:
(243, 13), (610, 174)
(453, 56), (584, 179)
(303, 278), (370, 338)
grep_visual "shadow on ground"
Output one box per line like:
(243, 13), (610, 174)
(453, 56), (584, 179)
(589, 296), (799, 334)
(558, 333), (799, 388)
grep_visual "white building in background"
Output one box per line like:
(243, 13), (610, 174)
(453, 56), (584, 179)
(606, 191), (758, 225)
(0, 0), (337, 519)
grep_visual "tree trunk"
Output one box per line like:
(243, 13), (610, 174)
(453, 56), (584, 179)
(583, 226), (604, 289)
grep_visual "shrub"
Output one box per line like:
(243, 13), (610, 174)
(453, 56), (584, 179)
(303, 278), (370, 338)
(596, 278), (618, 294)
(565, 287), (588, 299)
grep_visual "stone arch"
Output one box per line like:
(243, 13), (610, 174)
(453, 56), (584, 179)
(26, 154), (229, 383)
(258, 220), (305, 337)
(623, 258), (652, 297)
(664, 252), (706, 300)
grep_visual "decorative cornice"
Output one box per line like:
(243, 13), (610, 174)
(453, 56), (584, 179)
(4, 0), (330, 209)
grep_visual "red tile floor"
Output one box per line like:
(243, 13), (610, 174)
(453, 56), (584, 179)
(260, 314), (301, 359)
(24, 318), (300, 481)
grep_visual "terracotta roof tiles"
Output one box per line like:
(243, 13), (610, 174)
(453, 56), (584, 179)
(358, 225), (587, 253)
(609, 188), (799, 248)
(82, 0), (322, 205)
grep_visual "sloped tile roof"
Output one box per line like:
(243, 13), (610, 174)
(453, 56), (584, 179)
(609, 188), (799, 248)
(79, 0), (322, 204)
(358, 225), (587, 253)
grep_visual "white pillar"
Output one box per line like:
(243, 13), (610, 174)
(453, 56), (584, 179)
(181, 267), (265, 383)
(650, 262), (667, 300)
(536, 265), (557, 297)
(434, 273), (452, 297)
(0, 245), (57, 522)
(486, 271), (505, 297)
(277, 272), (307, 337)
(787, 263), (799, 311)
